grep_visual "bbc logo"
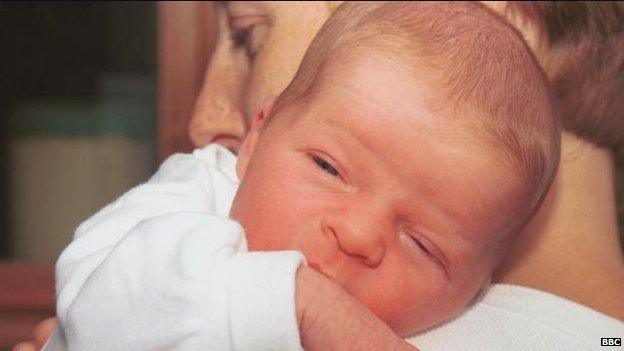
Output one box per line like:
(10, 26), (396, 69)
(601, 338), (622, 347)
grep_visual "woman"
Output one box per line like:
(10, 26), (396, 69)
(16, 1), (624, 350)
(198, 1), (624, 328)
(487, 1), (624, 319)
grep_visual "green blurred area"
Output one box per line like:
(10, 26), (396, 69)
(0, 3), (157, 259)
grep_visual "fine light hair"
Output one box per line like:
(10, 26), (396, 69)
(272, 1), (561, 239)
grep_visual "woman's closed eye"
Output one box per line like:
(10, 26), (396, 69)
(231, 27), (251, 47)
(312, 155), (340, 177)
(227, 8), (268, 62)
(230, 25), (258, 60)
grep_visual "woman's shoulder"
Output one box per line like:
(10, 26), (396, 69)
(408, 284), (624, 351)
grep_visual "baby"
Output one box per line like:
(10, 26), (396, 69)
(45, 2), (559, 350)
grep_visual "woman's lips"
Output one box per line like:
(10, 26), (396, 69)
(211, 133), (239, 143)
(211, 134), (241, 153)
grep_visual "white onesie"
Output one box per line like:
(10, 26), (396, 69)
(44, 144), (304, 351)
(43, 144), (624, 351)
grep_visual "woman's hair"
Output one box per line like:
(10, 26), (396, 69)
(505, 1), (624, 149)
(504, 1), (624, 234)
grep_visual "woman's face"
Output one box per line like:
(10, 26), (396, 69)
(188, 1), (332, 152)
(188, 1), (542, 154)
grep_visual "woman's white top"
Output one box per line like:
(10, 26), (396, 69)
(43, 143), (624, 350)
(409, 284), (624, 351)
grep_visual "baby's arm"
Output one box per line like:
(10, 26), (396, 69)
(40, 268), (420, 351)
(49, 145), (419, 351)
(49, 146), (303, 350)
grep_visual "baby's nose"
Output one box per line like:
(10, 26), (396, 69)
(322, 214), (387, 268)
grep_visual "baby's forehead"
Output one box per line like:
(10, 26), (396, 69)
(288, 108), (515, 274)
(311, 52), (435, 116)
(290, 86), (520, 229)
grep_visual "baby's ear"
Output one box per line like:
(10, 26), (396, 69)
(236, 96), (277, 180)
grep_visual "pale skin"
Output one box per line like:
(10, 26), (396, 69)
(15, 1), (624, 350)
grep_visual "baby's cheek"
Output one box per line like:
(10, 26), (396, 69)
(358, 276), (426, 334)
(354, 269), (449, 336)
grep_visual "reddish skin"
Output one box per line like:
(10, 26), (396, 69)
(296, 266), (418, 351)
(231, 54), (520, 336)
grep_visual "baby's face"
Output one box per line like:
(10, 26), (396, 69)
(230, 54), (519, 335)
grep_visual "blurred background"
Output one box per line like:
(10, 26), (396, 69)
(0, 2), (216, 348)
(0, 1), (622, 349)
(0, 2), (157, 266)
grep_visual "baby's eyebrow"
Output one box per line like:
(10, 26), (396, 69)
(403, 199), (458, 236)
(312, 112), (381, 167)
(399, 193), (475, 261)
(428, 200), (458, 234)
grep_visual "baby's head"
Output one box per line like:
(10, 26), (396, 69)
(230, 1), (559, 336)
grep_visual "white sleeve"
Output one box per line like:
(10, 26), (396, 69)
(49, 150), (305, 351)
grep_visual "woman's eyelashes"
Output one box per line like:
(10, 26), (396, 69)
(228, 9), (270, 62)
(312, 155), (340, 177)
(226, 2), (271, 61)
(231, 27), (257, 60)
(231, 27), (250, 47)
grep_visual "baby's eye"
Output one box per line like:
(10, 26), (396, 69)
(412, 238), (432, 257)
(402, 232), (447, 272)
(312, 155), (340, 177)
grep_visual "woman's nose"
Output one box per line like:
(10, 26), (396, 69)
(188, 98), (245, 152)
(188, 12), (248, 151)
(322, 207), (388, 268)
(188, 62), (246, 151)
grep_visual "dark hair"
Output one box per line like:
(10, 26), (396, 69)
(506, 1), (624, 149)
(505, 1), (624, 236)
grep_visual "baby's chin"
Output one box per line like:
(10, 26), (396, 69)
(382, 306), (464, 338)
(353, 287), (472, 338)
(403, 310), (465, 337)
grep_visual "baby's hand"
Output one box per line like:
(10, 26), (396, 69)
(295, 266), (419, 351)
